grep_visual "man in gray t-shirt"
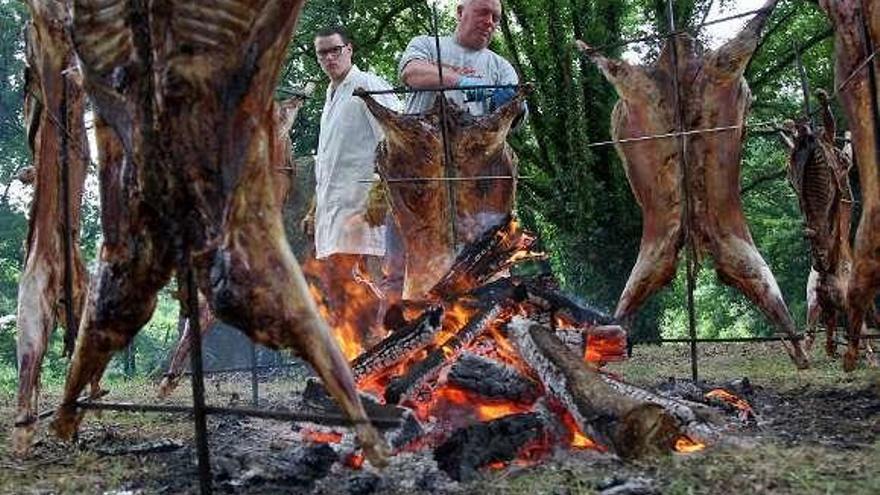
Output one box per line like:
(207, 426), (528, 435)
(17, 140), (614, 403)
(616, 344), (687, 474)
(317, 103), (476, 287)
(398, 0), (524, 117)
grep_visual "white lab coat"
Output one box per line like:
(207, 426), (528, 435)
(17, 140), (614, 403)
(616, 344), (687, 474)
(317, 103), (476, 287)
(314, 66), (401, 259)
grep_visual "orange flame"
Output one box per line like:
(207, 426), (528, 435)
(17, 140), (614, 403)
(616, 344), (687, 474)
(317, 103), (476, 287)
(558, 409), (600, 450)
(705, 389), (753, 413)
(674, 436), (706, 453)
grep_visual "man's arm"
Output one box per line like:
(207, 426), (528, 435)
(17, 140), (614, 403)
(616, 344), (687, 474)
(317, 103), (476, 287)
(400, 59), (471, 88)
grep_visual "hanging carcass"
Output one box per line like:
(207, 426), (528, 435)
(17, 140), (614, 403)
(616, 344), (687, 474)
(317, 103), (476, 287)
(355, 88), (527, 300)
(577, 0), (809, 368)
(780, 91), (857, 358)
(50, 0), (388, 465)
(819, 0), (880, 371)
(13, 0), (90, 456)
(157, 92), (311, 398)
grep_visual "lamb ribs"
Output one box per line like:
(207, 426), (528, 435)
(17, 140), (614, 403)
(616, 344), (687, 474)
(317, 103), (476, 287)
(578, 0), (810, 369)
(51, 0), (388, 465)
(13, 0), (89, 456)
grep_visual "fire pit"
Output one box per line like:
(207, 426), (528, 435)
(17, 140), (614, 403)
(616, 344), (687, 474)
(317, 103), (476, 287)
(290, 218), (754, 481)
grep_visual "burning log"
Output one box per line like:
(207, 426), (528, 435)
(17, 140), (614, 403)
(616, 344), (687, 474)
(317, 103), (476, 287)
(524, 281), (613, 327)
(350, 306), (444, 382)
(433, 412), (548, 481)
(447, 352), (540, 404)
(577, 0), (810, 369)
(385, 285), (526, 404)
(428, 216), (543, 299)
(301, 377), (423, 450)
(819, 0), (880, 371)
(508, 317), (716, 458)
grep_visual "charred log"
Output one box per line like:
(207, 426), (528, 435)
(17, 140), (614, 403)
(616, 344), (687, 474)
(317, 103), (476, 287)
(433, 412), (547, 481)
(385, 285), (526, 404)
(300, 377), (423, 450)
(508, 317), (715, 458)
(524, 281), (614, 328)
(428, 216), (542, 299)
(447, 352), (540, 404)
(350, 306), (444, 383)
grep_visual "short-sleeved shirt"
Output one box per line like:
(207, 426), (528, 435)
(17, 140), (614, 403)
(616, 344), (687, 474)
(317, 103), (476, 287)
(398, 35), (519, 115)
(315, 65), (402, 259)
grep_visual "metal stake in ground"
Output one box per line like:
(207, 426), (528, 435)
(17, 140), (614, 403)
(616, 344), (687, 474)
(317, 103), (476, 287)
(432, 1), (458, 247)
(251, 342), (259, 407)
(185, 264), (212, 494)
(666, 0), (699, 383)
(794, 40), (815, 127)
(59, 72), (77, 357)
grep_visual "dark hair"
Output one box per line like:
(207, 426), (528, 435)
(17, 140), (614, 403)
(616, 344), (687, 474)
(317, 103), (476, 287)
(314, 26), (352, 46)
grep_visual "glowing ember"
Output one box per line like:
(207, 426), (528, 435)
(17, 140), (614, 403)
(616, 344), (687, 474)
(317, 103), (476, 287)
(344, 453), (365, 469)
(432, 385), (533, 422)
(558, 409), (601, 450)
(301, 429), (343, 444)
(487, 460), (507, 470)
(674, 436), (706, 453)
(584, 325), (628, 364)
(705, 389), (752, 412)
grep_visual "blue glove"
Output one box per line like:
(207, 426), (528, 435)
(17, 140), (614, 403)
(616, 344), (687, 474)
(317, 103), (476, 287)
(457, 76), (489, 102)
(489, 87), (517, 111)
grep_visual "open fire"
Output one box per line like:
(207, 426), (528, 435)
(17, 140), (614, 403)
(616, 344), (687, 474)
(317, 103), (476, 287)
(300, 218), (747, 478)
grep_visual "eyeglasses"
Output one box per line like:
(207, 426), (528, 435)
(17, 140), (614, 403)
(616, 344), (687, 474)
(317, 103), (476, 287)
(316, 45), (347, 60)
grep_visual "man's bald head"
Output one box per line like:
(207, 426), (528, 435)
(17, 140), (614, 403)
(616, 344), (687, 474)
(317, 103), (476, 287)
(455, 0), (501, 50)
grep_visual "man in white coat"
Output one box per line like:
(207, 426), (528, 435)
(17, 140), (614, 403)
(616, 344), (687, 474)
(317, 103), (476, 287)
(308, 26), (401, 343)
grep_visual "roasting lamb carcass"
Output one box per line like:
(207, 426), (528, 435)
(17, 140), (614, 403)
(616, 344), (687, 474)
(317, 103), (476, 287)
(781, 92), (855, 358)
(157, 94), (309, 398)
(356, 89), (526, 300)
(13, 0), (90, 456)
(819, 0), (880, 371)
(51, 0), (388, 465)
(578, 0), (809, 369)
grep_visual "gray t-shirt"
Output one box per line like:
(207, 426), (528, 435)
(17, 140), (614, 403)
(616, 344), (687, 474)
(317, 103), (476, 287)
(398, 35), (519, 115)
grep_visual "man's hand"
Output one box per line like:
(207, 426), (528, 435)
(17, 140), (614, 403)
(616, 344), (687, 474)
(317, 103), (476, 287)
(300, 213), (314, 237)
(301, 198), (316, 237)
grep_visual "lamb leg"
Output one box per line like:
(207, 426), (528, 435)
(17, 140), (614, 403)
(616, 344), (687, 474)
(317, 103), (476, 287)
(157, 96), (306, 398)
(157, 293), (215, 398)
(575, 43), (684, 321)
(207, 153), (388, 465)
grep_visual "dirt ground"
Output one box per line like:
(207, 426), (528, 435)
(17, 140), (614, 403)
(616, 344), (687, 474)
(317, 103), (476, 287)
(1, 342), (879, 495)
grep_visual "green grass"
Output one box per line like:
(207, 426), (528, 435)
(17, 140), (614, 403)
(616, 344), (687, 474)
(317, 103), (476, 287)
(0, 344), (878, 494)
